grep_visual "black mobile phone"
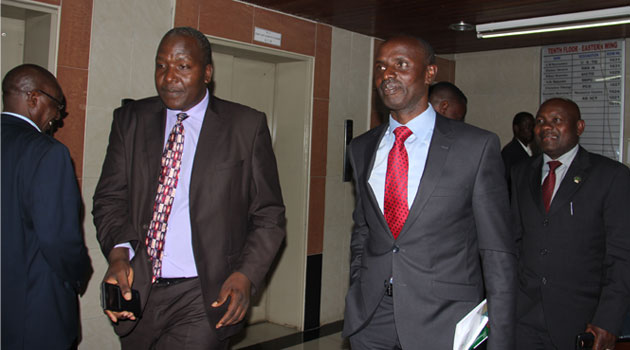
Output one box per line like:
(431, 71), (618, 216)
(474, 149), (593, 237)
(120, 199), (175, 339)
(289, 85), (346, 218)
(576, 332), (594, 350)
(100, 282), (142, 317)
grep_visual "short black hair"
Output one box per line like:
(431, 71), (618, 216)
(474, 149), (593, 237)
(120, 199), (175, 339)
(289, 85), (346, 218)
(381, 35), (436, 66)
(540, 97), (581, 120)
(429, 81), (467, 105)
(415, 37), (435, 65)
(162, 26), (213, 67)
(512, 111), (534, 125)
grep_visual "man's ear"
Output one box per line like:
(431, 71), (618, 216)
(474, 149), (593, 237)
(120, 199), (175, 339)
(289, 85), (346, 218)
(576, 119), (585, 136)
(425, 64), (438, 85)
(437, 100), (449, 115)
(24, 91), (46, 128)
(25, 90), (39, 109)
(204, 64), (213, 85)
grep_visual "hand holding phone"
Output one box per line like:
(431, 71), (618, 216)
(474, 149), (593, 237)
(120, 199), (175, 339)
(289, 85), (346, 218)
(576, 332), (594, 350)
(101, 282), (142, 318)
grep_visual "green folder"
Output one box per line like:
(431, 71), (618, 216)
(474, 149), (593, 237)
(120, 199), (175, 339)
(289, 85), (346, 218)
(469, 325), (489, 349)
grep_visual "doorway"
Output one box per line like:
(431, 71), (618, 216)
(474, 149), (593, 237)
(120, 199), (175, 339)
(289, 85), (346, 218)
(1, 0), (59, 79)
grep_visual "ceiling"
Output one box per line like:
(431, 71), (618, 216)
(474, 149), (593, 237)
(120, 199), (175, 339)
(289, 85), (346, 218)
(241, 0), (630, 54)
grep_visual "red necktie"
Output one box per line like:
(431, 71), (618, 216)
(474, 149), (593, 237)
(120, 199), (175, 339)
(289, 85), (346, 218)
(542, 160), (562, 212)
(146, 112), (188, 282)
(385, 126), (413, 239)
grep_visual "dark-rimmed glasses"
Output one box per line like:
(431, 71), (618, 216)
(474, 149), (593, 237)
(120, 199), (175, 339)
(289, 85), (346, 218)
(30, 89), (65, 111)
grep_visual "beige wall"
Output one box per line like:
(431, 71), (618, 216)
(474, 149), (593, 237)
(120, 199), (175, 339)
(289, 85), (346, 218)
(454, 46), (541, 146)
(320, 28), (373, 324)
(80, 0), (174, 348)
(454, 41), (630, 167)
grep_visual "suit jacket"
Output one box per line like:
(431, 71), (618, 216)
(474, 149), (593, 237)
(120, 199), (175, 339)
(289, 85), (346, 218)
(92, 95), (286, 339)
(502, 137), (531, 191)
(343, 114), (517, 349)
(1, 114), (91, 349)
(512, 147), (630, 349)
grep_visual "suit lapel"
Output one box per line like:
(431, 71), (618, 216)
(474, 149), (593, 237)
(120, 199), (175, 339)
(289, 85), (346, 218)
(398, 115), (453, 239)
(363, 124), (390, 233)
(515, 139), (529, 158)
(189, 96), (226, 196)
(143, 102), (167, 184)
(527, 155), (545, 214)
(547, 147), (589, 215)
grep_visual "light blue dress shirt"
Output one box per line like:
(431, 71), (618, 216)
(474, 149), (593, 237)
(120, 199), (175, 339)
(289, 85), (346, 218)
(158, 90), (209, 278)
(368, 104), (437, 213)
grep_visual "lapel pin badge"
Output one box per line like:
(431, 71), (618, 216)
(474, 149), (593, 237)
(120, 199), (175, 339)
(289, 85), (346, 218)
(573, 176), (581, 184)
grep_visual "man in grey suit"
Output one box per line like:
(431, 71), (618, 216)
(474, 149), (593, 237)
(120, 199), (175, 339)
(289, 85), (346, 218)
(93, 27), (285, 349)
(512, 98), (630, 350)
(342, 36), (516, 349)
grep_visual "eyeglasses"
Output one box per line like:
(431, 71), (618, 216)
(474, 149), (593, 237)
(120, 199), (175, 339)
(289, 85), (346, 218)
(30, 89), (65, 111)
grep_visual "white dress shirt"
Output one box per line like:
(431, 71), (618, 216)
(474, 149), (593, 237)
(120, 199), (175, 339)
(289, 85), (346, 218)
(368, 104), (437, 213)
(541, 144), (579, 202)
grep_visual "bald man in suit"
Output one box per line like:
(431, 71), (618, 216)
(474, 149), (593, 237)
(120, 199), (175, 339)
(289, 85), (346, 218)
(512, 98), (630, 350)
(2, 64), (91, 349)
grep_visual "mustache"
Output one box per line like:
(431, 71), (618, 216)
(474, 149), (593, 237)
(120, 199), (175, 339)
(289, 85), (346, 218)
(538, 131), (558, 139)
(379, 78), (401, 90)
(160, 86), (183, 93)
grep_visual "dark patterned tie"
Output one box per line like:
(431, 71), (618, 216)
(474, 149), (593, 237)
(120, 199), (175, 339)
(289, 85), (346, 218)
(146, 112), (188, 282)
(542, 160), (562, 212)
(385, 126), (413, 239)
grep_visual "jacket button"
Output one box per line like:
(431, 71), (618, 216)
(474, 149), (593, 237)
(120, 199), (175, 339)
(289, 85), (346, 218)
(543, 219), (549, 226)
(142, 224), (148, 230)
(540, 248), (548, 256)
(542, 277), (547, 285)
(392, 246), (400, 253)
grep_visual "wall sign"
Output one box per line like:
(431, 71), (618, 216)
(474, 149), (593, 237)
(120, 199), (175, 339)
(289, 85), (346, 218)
(541, 39), (625, 161)
(254, 27), (282, 46)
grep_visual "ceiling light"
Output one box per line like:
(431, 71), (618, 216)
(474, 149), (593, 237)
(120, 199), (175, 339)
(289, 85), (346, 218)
(476, 6), (630, 39)
(449, 21), (474, 32)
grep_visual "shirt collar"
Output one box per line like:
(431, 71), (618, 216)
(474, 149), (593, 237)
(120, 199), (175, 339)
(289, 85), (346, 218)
(543, 144), (579, 167)
(2, 112), (41, 132)
(387, 104), (437, 139)
(166, 89), (209, 120)
(517, 138), (532, 156)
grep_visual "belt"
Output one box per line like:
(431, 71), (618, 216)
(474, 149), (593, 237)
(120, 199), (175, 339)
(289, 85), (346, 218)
(154, 277), (197, 287)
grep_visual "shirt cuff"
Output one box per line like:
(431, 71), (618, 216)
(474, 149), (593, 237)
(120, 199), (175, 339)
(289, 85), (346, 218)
(114, 242), (135, 260)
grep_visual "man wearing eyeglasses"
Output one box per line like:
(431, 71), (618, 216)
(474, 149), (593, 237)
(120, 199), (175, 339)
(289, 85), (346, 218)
(1, 64), (91, 349)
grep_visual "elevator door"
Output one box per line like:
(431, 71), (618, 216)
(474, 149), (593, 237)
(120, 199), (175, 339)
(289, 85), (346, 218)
(1, 2), (58, 79)
(210, 45), (313, 330)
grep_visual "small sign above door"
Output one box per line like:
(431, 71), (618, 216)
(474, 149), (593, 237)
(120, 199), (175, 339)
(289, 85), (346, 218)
(254, 27), (282, 46)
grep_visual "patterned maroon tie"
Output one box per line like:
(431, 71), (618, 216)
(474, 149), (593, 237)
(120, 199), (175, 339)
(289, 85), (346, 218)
(146, 112), (188, 282)
(542, 160), (562, 212)
(385, 126), (413, 239)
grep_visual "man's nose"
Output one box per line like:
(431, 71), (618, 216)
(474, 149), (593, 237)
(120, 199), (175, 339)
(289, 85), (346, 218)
(538, 120), (552, 130)
(383, 66), (396, 80)
(163, 66), (176, 82)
